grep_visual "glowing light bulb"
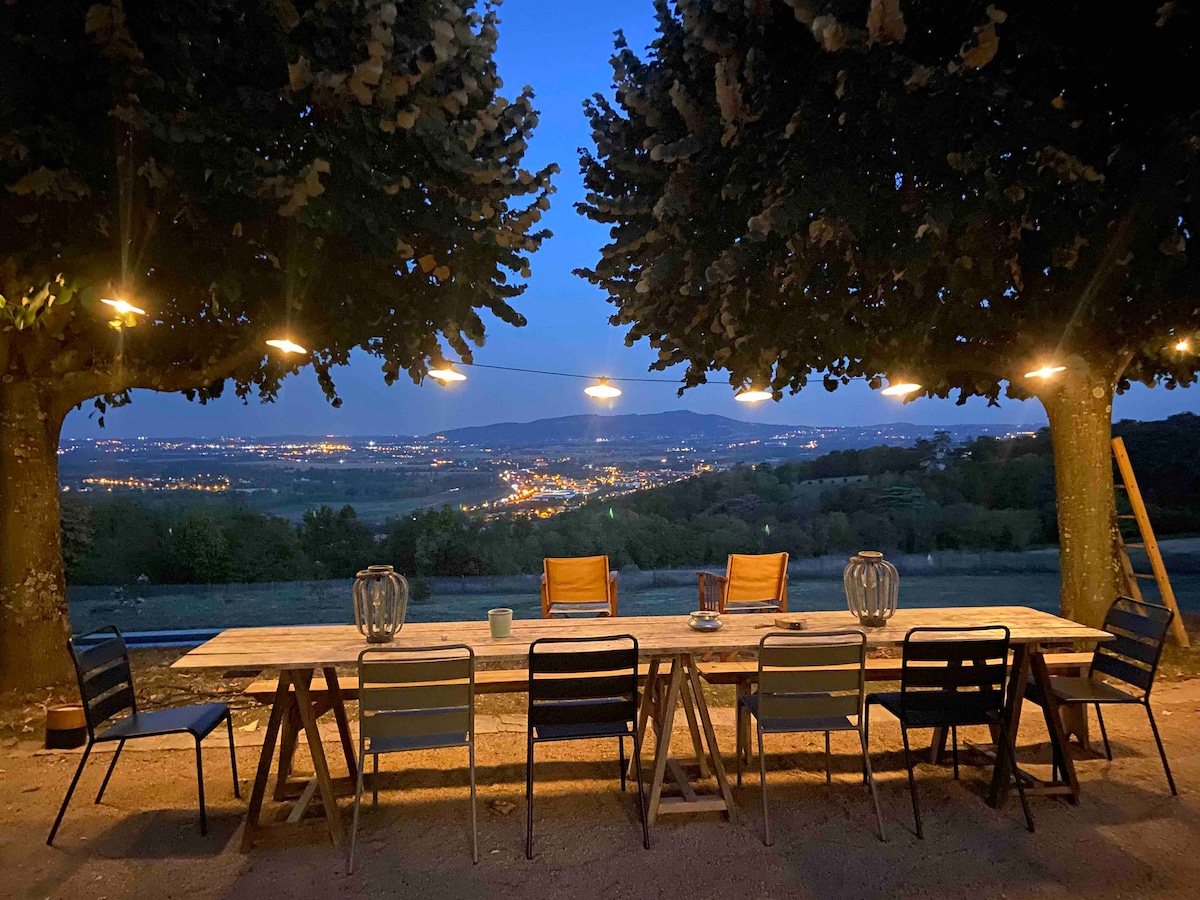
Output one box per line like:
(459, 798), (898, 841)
(584, 378), (622, 399)
(880, 381), (922, 397)
(735, 387), (772, 403)
(100, 298), (146, 316)
(427, 366), (466, 383)
(266, 338), (307, 354)
(1024, 365), (1067, 379)
(1174, 339), (1192, 353)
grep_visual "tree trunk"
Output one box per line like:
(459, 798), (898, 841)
(1039, 367), (1123, 629)
(0, 380), (73, 691)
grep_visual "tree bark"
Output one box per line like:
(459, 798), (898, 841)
(1039, 367), (1123, 629)
(0, 380), (73, 691)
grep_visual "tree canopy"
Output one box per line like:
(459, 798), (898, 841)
(577, 0), (1199, 400)
(576, 0), (1200, 630)
(0, 0), (554, 689)
(1, 0), (555, 415)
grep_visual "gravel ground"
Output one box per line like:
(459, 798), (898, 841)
(2, 677), (1198, 900)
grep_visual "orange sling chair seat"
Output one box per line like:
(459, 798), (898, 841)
(698, 552), (788, 614)
(541, 556), (618, 618)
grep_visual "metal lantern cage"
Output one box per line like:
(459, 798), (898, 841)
(843, 551), (899, 627)
(353, 565), (409, 643)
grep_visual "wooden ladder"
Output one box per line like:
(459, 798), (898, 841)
(1112, 436), (1189, 647)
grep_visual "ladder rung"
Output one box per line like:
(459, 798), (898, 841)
(1133, 573), (1156, 580)
(1123, 542), (1147, 549)
(1115, 483), (1127, 490)
(1117, 515), (1137, 520)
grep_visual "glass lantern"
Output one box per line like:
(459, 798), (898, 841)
(353, 565), (409, 643)
(843, 551), (899, 627)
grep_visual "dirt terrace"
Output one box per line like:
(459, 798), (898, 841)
(2, 671), (1198, 900)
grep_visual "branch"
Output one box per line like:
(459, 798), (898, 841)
(51, 336), (270, 417)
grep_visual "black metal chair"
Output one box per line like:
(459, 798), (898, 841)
(47, 625), (239, 845)
(865, 625), (1033, 839)
(526, 635), (648, 859)
(1030, 597), (1177, 795)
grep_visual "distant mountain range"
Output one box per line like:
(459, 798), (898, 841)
(423, 410), (1018, 446)
(425, 411), (787, 444)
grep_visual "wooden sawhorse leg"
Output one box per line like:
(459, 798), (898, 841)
(642, 653), (735, 826)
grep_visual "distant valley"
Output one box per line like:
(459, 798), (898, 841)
(58, 410), (1038, 524)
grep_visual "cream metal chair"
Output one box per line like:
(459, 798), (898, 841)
(699, 552), (789, 614)
(739, 629), (884, 845)
(349, 644), (477, 872)
(541, 555), (618, 618)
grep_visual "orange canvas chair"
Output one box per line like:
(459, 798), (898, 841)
(698, 552), (788, 614)
(541, 556), (618, 618)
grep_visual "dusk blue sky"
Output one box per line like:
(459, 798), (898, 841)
(62, 0), (1197, 440)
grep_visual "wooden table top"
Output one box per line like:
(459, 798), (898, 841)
(172, 607), (1109, 671)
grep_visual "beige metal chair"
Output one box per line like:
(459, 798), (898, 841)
(739, 629), (884, 845)
(350, 644), (477, 872)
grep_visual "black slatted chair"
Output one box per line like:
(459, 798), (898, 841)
(526, 635), (648, 859)
(1031, 597), (1177, 795)
(47, 626), (238, 845)
(865, 625), (1033, 839)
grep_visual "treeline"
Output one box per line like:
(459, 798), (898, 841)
(63, 502), (375, 585)
(62, 414), (1200, 585)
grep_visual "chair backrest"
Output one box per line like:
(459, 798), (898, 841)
(357, 645), (474, 751)
(757, 630), (867, 724)
(900, 626), (1010, 723)
(543, 556), (611, 605)
(1091, 597), (1174, 697)
(725, 553), (788, 604)
(528, 635), (638, 731)
(69, 625), (137, 741)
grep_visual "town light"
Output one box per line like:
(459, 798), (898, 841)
(1024, 365), (1066, 379)
(584, 378), (622, 399)
(427, 365), (466, 383)
(266, 338), (308, 354)
(735, 387), (773, 403)
(1174, 338), (1192, 353)
(880, 381), (922, 397)
(100, 297), (146, 316)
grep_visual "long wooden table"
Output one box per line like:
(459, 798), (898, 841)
(173, 607), (1108, 848)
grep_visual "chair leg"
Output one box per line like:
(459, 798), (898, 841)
(525, 733), (535, 860)
(1144, 703), (1177, 796)
(632, 729), (649, 850)
(1095, 704), (1112, 761)
(758, 728), (771, 847)
(619, 736), (626, 792)
(95, 739), (125, 804)
(861, 701), (871, 787)
(900, 727), (922, 840)
(47, 742), (92, 846)
(226, 712), (240, 799)
(825, 731), (831, 785)
(951, 725), (959, 780)
(469, 740), (479, 863)
(858, 729), (886, 841)
(372, 753), (379, 807)
(195, 737), (208, 836)
(348, 744), (367, 874)
(999, 722), (1034, 832)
